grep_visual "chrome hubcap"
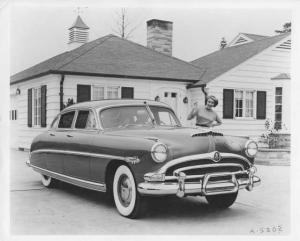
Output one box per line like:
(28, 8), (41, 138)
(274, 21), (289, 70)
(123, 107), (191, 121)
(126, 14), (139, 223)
(118, 174), (132, 207)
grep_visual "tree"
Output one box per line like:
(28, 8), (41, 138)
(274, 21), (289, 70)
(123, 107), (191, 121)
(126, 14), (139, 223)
(275, 22), (291, 34)
(112, 8), (139, 39)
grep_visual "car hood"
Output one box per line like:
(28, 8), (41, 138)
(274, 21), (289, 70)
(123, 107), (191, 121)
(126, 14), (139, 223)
(104, 126), (249, 160)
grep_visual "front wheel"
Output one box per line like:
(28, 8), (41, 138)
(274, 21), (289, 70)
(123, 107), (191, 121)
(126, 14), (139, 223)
(205, 192), (238, 208)
(113, 165), (141, 218)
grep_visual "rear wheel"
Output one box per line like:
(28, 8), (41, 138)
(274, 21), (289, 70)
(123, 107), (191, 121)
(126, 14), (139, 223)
(113, 165), (141, 218)
(41, 174), (58, 188)
(205, 192), (238, 208)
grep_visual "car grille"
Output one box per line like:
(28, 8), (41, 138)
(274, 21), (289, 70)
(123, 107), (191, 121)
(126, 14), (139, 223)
(165, 157), (250, 176)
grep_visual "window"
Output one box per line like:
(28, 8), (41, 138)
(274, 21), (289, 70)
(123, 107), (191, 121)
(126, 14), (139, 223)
(150, 106), (180, 127)
(100, 106), (151, 129)
(93, 86), (105, 100)
(234, 90), (255, 118)
(107, 86), (119, 99)
(275, 87), (282, 130)
(58, 111), (75, 128)
(75, 110), (97, 129)
(234, 90), (243, 117)
(10, 110), (17, 120)
(33, 87), (41, 126)
(223, 89), (264, 119)
(91, 86), (121, 100)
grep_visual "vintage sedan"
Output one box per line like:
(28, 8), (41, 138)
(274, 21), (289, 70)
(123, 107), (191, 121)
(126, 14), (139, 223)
(27, 99), (261, 218)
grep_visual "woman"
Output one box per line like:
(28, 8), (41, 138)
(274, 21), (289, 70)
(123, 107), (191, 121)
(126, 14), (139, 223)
(187, 94), (222, 128)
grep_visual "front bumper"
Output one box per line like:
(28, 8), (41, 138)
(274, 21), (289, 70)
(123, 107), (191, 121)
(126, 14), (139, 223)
(138, 170), (261, 197)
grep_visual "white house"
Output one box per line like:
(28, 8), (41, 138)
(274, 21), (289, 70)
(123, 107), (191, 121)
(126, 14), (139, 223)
(189, 32), (291, 138)
(10, 15), (291, 149)
(10, 17), (204, 149)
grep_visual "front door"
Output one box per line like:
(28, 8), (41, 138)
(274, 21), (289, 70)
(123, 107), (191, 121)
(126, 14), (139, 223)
(162, 92), (178, 114)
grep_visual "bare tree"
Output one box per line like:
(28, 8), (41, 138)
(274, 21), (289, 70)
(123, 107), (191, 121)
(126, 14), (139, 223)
(112, 8), (139, 39)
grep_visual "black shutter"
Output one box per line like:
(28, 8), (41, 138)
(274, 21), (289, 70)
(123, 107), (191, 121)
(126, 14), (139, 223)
(223, 89), (234, 119)
(257, 91), (266, 119)
(28, 89), (32, 127)
(121, 87), (134, 99)
(77, 85), (91, 103)
(41, 85), (47, 127)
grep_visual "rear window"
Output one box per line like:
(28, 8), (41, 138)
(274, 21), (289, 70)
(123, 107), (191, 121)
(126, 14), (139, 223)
(58, 111), (75, 128)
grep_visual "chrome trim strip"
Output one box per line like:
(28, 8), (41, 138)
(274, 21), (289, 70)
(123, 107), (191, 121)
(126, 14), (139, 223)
(158, 152), (251, 174)
(173, 163), (244, 175)
(29, 164), (106, 192)
(30, 149), (140, 164)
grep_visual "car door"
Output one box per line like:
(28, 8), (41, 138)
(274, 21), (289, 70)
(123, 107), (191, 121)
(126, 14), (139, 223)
(45, 110), (76, 174)
(62, 109), (98, 181)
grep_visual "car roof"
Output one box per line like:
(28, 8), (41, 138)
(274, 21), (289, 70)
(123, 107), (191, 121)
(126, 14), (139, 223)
(64, 99), (171, 111)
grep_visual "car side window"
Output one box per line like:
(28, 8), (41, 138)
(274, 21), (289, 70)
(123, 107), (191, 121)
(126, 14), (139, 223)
(75, 110), (97, 129)
(58, 111), (75, 129)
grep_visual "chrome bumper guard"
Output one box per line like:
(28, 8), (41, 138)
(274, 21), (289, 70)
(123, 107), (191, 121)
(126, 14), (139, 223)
(138, 170), (261, 197)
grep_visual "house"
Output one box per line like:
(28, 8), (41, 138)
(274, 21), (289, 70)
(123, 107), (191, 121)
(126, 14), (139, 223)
(10, 17), (204, 149)
(189, 32), (291, 137)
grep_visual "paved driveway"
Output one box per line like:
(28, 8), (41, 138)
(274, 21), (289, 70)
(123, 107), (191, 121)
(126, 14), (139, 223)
(10, 149), (290, 235)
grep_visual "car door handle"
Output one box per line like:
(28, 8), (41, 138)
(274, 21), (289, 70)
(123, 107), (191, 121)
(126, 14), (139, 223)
(66, 134), (73, 138)
(49, 133), (55, 137)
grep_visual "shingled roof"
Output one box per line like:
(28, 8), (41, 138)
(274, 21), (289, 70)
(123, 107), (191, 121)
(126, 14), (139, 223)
(190, 33), (290, 86)
(11, 35), (204, 85)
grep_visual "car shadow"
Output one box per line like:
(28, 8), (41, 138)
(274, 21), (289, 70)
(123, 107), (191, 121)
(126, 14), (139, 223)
(54, 182), (249, 219)
(54, 181), (114, 208)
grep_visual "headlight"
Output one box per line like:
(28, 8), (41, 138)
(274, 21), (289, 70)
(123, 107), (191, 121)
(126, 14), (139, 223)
(245, 140), (258, 157)
(151, 142), (168, 163)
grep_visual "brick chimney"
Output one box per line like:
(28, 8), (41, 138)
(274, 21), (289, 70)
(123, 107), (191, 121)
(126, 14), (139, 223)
(147, 19), (173, 56)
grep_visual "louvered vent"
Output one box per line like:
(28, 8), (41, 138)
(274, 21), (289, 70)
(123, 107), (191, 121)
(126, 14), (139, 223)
(69, 29), (89, 44)
(235, 37), (248, 44)
(276, 39), (291, 50)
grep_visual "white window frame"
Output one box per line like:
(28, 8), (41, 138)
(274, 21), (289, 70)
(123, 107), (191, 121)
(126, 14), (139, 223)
(32, 87), (42, 126)
(233, 89), (257, 119)
(92, 85), (120, 100)
(92, 85), (105, 100)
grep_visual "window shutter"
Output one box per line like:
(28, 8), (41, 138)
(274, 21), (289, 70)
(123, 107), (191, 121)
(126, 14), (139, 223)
(77, 85), (91, 103)
(257, 91), (266, 119)
(121, 87), (134, 99)
(223, 89), (234, 119)
(41, 85), (47, 127)
(28, 89), (32, 127)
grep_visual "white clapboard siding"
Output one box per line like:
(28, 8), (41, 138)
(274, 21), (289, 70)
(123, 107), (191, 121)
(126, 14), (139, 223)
(12, 74), (189, 149)
(10, 74), (61, 149)
(188, 36), (290, 137)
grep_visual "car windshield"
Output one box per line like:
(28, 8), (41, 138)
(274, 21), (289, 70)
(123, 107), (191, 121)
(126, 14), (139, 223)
(100, 106), (153, 129)
(99, 105), (181, 129)
(149, 106), (181, 127)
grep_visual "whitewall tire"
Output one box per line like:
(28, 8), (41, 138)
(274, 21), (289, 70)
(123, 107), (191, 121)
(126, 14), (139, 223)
(41, 174), (57, 188)
(113, 165), (141, 218)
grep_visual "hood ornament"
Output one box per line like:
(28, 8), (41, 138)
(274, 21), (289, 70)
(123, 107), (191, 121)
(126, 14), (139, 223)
(213, 151), (221, 162)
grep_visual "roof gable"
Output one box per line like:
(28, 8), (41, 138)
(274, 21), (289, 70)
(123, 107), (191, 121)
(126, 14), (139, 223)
(190, 33), (290, 86)
(11, 35), (204, 84)
(227, 33), (269, 47)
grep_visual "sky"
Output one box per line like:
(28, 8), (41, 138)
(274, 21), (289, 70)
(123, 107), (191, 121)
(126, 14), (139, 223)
(10, 1), (291, 75)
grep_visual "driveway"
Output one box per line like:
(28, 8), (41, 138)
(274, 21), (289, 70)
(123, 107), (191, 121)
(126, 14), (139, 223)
(10, 149), (290, 235)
